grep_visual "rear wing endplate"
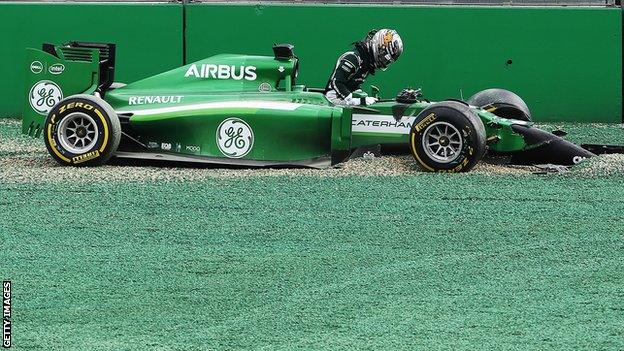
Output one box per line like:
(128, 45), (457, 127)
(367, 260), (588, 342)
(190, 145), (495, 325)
(22, 42), (116, 137)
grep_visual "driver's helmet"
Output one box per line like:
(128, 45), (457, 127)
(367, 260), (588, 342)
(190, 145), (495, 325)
(369, 29), (403, 70)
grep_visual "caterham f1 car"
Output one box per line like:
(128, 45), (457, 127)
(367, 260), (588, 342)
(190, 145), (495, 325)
(22, 42), (594, 172)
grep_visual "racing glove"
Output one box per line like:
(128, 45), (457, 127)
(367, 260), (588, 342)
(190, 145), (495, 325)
(325, 91), (361, 106)
(326, 92), (378, 106)
(362, 97), (378, 106)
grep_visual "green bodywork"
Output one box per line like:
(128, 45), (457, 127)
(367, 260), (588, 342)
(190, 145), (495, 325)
(348, 100), (527, 152)
(22, 44), (531, 167)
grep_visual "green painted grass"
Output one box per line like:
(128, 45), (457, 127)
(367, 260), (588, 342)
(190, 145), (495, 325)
(1, 120), (624, 350)
(2, 175), (624, 350)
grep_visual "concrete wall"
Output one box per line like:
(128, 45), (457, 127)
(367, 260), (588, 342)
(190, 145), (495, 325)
(0, 2), (621, 122)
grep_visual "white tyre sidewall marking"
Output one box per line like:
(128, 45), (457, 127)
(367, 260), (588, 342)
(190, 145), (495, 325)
(216, 118), (254, 158)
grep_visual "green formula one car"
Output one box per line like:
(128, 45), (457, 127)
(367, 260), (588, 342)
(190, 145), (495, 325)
(22, 42), (593, 172)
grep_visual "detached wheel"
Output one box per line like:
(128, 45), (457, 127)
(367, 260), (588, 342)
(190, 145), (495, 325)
(409, 101), (486, 172)
(467, 88), (531, 122)
(44, 94), (121, 166)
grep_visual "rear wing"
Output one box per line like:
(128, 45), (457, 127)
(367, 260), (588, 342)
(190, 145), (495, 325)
(22, 41), (116, 137)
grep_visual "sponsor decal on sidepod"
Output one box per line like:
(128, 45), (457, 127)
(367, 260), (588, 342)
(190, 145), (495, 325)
(216, 118), (254, 158)
(129, 96), (183, 105)
(186, 145), (200, 153)
(352, 114), (416, 134)
(184, 64), (257, 81)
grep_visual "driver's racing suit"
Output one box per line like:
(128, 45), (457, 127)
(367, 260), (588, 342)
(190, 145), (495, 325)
(325, 41), (376, 106)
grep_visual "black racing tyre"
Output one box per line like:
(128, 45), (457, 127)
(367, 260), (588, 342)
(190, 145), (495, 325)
(44, 94), (121, 166)
(409, 101), (486, 173)
(467, 88), (532, 122)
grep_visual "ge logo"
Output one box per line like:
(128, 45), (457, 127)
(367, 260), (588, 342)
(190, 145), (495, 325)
(29, 80), (63, 115)
(216, 118), (254, 158)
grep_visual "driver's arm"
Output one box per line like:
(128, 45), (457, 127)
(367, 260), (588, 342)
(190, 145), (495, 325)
(326, 53), (360, 106)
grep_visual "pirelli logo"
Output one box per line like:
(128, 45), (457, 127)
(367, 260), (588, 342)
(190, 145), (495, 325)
(414, 113), (436, 132)
(72, 150), (100, 164)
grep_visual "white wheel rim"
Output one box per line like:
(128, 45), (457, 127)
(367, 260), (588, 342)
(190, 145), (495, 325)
(421, 121), (463, 164)
(57, 112), (99, 154)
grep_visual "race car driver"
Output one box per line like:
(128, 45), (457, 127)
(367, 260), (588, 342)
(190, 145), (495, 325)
(325, 29), (403, 106)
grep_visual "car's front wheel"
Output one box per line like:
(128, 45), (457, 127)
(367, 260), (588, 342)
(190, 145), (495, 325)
(44, 94), (121, 166)
(467, 88), (531, 122)
(409, 101), (486, 172)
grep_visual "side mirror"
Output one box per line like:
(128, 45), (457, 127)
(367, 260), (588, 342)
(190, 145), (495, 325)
(371, 85), (380, 99)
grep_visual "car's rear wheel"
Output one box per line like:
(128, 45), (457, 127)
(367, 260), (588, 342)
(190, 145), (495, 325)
(467, 88), (531, 122)
(44, 94), (121, 166)
(409, 101), (486, 172)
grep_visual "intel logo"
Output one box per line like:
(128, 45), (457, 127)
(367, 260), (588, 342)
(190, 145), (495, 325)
(49, 63), (65, 75)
